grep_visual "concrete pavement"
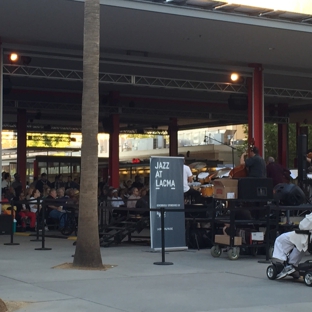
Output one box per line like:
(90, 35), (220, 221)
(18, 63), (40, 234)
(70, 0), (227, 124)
(1, 235), (312, 312)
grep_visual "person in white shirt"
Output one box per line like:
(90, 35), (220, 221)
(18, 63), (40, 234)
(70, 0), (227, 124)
(111, 189), (125, 208)
(127, 188), (140, 209)
(179, 154), (201, 203)
(29, 189), (42, 213)
(1, 172), (11, 190)
(273, 212), (312, 279)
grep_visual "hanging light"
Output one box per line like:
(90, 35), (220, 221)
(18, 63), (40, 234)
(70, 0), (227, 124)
(9, 53), (19, 62)
(230, 73), (240, 82)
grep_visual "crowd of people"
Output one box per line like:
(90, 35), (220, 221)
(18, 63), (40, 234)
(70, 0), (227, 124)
(1, 171), (150, 231)
(1, 172), (80, 232)
(98, 175), (149, 211)
(0, 152), (298, 236)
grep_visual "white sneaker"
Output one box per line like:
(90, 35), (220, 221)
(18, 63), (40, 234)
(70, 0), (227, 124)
(276, 265), (295, 279)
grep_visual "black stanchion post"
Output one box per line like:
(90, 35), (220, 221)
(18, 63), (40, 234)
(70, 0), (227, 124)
(4, 200), (19, 246)
(258, 205), (271, 264)
(154, 208), (173, 265)
(35, 199), (51, 251)
(30, 198), (41, 242)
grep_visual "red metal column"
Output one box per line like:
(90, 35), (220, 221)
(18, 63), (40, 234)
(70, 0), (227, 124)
(249, 64), (264, 155)
(169, 117), (178, 156)
(17, 109), (27, 188)
(108, 114), (119, 188)
(277, 104), (288, 167)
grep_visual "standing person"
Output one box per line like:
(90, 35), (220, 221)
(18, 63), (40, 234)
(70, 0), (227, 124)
(125, 179), (133, 189)
(73, 178), (80, 190)
(65, 176), (79, 190)
(179, 154), (201, 203)
(240, 146), (266, 178)
(36, 173), (52, 194)
(266, 156), (291, 187)
(131, 175), (144, 190)
(1, 172), (11, 192)
(11, 173), (23, 198)
(51, 174), (64, 190)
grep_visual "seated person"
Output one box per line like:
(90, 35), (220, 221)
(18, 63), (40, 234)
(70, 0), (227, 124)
(110, 189), (125, 208)
(136, 188), (149, 216)
(56, 187), (67, 204)
(45, 188), (66, 229)
(16, 191), (36, 231)
(29, 189), (42, 213)
(273, 211), (312, 279)
(119, 188), (129, 203)
(127, 187), (140, 209)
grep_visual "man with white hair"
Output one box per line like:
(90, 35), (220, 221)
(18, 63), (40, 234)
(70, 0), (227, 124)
(266, 156), (290, 186)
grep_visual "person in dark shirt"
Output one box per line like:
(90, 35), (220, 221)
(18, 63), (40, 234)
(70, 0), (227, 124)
(240, 146), (266, 178)
(36, 173), (52, 194)
(266, 156), (291, 186)
(11, 173), (23, 198)
(65, 176), (80, 190)
(45, 188), (66, 229)
(131, 175), (144, 190)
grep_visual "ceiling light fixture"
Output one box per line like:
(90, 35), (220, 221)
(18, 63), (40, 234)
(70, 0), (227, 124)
(230, 73), (239, 82)
(9, 53), (19, 62)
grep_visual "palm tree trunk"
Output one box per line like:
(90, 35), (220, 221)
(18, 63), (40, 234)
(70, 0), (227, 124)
(73, 0), (102, 267)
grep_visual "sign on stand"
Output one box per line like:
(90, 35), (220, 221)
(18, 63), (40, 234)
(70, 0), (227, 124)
(149, 156), (187, 251)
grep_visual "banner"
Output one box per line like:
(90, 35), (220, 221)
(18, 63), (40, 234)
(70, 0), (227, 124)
(149, 156), (187, 250)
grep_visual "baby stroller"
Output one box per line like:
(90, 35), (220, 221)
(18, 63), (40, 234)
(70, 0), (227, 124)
(266, 229), (312, 286)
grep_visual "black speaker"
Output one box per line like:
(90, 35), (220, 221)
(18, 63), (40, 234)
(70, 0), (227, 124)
(238, 178), (273, 200)
(297, 134), (307, 182)
(273, 183), (306, 206)
(228, 94), (248, 110)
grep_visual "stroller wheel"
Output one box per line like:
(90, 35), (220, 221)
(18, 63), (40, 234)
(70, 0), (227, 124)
(267, 265), (278, 280)
(304, 272), (312, 286)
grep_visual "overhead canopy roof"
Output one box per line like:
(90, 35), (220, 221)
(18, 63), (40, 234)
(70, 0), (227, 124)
(1, 0), (312, 133)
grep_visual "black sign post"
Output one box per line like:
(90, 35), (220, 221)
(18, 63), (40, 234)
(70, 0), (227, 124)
(150, 156), (187, 251)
